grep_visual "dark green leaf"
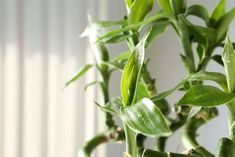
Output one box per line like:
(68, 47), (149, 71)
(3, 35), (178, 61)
(216, 138), (235, 157)
(216, 7), (235, 42)
(222, 36), (235, 93)
(212, 55), (224, 66)
(177, 85), (235, 107)
(186, 5), (209, 24)
(120, 98), (171, 137)
(128, 0), (154, 24)
(170, 0), (186, 15)
(121, 31), (150, 106)
(146, 21), (169, 48)
(66, 64), (93, 87)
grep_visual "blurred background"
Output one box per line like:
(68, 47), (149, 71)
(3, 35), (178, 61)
(0, 0), (234, 157)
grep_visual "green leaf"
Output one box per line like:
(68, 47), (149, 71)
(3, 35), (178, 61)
(178, 16), (195, 72)
(216, 138), (235, 157)
(111, 51), (131, 63)
(146, 21), (169, 48)
(190, 71), (227, 91)
(186, 5), (209, 24)
(128, 0), (154, 24)
(65, 64), (93, 87)
(101, 33), (135, 44)
(170, 0), (186, 15)
(210, 0), (227, 22)
(125, 0), (134, 9)
(136, 81), (150, 101)
(216, 7), (235, 42)
(212, 55), (224, 66)
(222, 36), (235, 93)
(96, 12), (171, 43)
(94, 101), (118, 115)
(152, 74), (192, 101)
(157, 0), (173, 14)
(120, 98), (171, 137)
(84, 81), (101, 91)
(177, 85), (235, 107)
(121, 31), (150, 106)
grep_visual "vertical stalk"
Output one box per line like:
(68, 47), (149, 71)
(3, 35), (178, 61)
(123, 124), (138, 157)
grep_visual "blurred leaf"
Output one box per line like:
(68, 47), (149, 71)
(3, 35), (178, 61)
(94, 101), (118, 115)
(216, 138), (235, 157)
(170, 0), (186, 15)
(222, 36), (235, 93)
(125, 0), (134, 9)
(128, 0), (154, 24)
(187, 107), (201, 120)
(216, 7), (235, 42)
(120, 98), (171, 137)
(142, 149), (202, 157)
(84, 81), (101, 91)
(157, 0), (173, 14)
(97, 12), (171, 43)
(177, 85), (235, 107)
(186, 5), (209, 24)
(66, 64), (93, 87)
(121, 31), (150, 106)
(101, 33), (135, 44)
(146, 21), (169, 48)
(210, 0), (227, 24)
(111, 51), (131, 62)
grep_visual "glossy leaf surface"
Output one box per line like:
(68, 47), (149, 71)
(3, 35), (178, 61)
(222, 36), (235, 93)
(120, 98), (171, 137)
(121, 32), (149, 106)
(177, 85), (235, 107)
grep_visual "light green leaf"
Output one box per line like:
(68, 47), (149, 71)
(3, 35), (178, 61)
(66, 64), (93, 87)
(128, 0), (154, 24)
(111, 51), (131, 63)
(190, 71), (227, 91)
(146, 21), (169, 48)
(222, 36), (235, 93)
(96, 12), (171, 43)
(216, 7), (235, 42)
(120, 98), (172, 137)
(121, 31), (150, 106)
(136, 81), (150, 101)
(210, 0), (227, 22)
(186, 5), (209, 24)
(125, 0), (134, 9)
(177, 85), (235, 107)
(157, 0), (173, 14)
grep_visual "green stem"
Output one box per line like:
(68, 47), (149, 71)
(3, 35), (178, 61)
(124, 124), (138, 157)
(227, 100), (235, 142)
(182, 108), (218, 157)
